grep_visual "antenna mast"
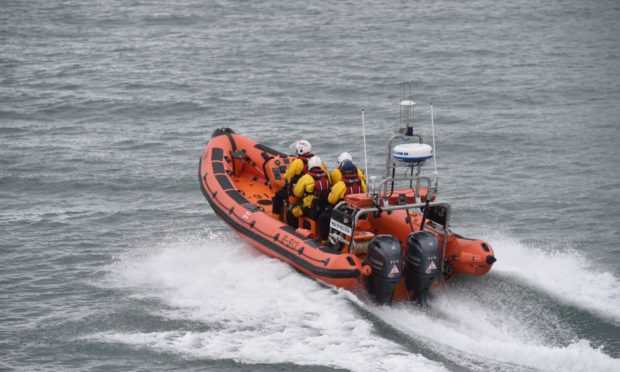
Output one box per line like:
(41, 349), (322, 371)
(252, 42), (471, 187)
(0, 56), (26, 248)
(430, 103), (437, 175)
(400, 83), (415, 136)
(361, 109), (369, 181)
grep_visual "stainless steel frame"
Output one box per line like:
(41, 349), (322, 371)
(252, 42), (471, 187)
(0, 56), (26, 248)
(330, 200), (452, 274)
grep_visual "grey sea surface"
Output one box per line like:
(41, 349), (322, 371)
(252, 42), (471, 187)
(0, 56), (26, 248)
(1, 0), (619, 371)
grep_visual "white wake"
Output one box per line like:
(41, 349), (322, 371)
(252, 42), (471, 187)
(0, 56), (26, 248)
(93, 231), (446, 372)
(90, 230), (620, 372)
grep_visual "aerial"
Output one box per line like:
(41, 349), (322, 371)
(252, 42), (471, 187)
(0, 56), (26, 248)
(1, 1), (619, 371)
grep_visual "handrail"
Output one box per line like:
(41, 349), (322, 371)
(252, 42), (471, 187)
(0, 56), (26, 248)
(376, 176), (433, 189)
(376, 175), (435, 205)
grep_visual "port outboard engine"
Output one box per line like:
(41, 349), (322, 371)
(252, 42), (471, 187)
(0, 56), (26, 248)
(366, 235), (404, 305)
(405, 231), (441, 306)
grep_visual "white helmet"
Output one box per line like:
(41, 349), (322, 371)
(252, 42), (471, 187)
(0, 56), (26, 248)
(295, 140), (312, 155)
(337, 152), (352, 165)
(307, 156), (322, 170)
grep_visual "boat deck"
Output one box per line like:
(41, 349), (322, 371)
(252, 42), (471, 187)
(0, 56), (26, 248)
(230, 172), (276, 215)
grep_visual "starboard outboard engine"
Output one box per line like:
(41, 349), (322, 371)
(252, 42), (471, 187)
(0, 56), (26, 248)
(366, 235), (403, 305)
(405, 231), (441, 306)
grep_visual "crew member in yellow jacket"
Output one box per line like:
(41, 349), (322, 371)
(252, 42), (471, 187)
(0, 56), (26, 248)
(290, 156), (331, 219)
(272, 140), (314, 222)
(330, 152), (366, 185)
(327, 159), (367, 205)
(319, 159), (366, 240)
(272, 140), (331, 227)
(284, 141), (331, 184)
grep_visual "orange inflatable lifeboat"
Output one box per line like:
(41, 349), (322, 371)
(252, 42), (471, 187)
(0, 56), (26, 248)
(199, 128), (364, 290)
(199, 101), (496, 305)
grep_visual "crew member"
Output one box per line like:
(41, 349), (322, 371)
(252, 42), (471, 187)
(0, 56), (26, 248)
(290, 156), (331, 223)
(318, 160), (366, 240)
(272, 140), (330, 222)
(327, 159), (366, 205)
(331, 152), (366, 185)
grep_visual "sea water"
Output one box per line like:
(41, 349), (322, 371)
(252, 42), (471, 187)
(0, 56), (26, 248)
(1, 0), (619, 371)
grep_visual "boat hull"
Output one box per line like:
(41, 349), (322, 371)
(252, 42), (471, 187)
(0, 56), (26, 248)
(199, 128), (363, 289)
(199, 128), (495, 301)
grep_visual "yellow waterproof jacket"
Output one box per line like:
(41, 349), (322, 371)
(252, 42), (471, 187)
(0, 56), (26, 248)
(328, 178), (367, 205)
(331, 167), (366, 185)
(291, 172), (331, 217)
(284, 158), (306, 182)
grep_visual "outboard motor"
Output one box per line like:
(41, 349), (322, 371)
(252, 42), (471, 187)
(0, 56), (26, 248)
(405, 231), (441, 306)
(366, 235), (404, 305)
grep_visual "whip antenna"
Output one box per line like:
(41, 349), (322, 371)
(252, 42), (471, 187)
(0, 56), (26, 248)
(361, 109), (369, 180)
(430, 103), (437, 175)
(430, 103), (439, 196)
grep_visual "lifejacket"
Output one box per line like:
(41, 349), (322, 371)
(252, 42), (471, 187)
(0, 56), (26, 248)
(342, 172), (362, 195)
(307, 167), (330, 198)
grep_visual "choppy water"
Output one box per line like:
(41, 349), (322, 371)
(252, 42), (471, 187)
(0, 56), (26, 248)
(1, 0), (619, 371)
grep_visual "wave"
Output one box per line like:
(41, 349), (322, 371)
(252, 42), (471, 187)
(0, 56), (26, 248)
(95, 232), (446, 372)
(366, 288), (619, 372)
(489, 233), (620, 324)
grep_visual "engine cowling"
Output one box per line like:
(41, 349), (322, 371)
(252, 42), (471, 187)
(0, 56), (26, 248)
(405, 231), (441, 306)
(366, 235), (403, 305)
